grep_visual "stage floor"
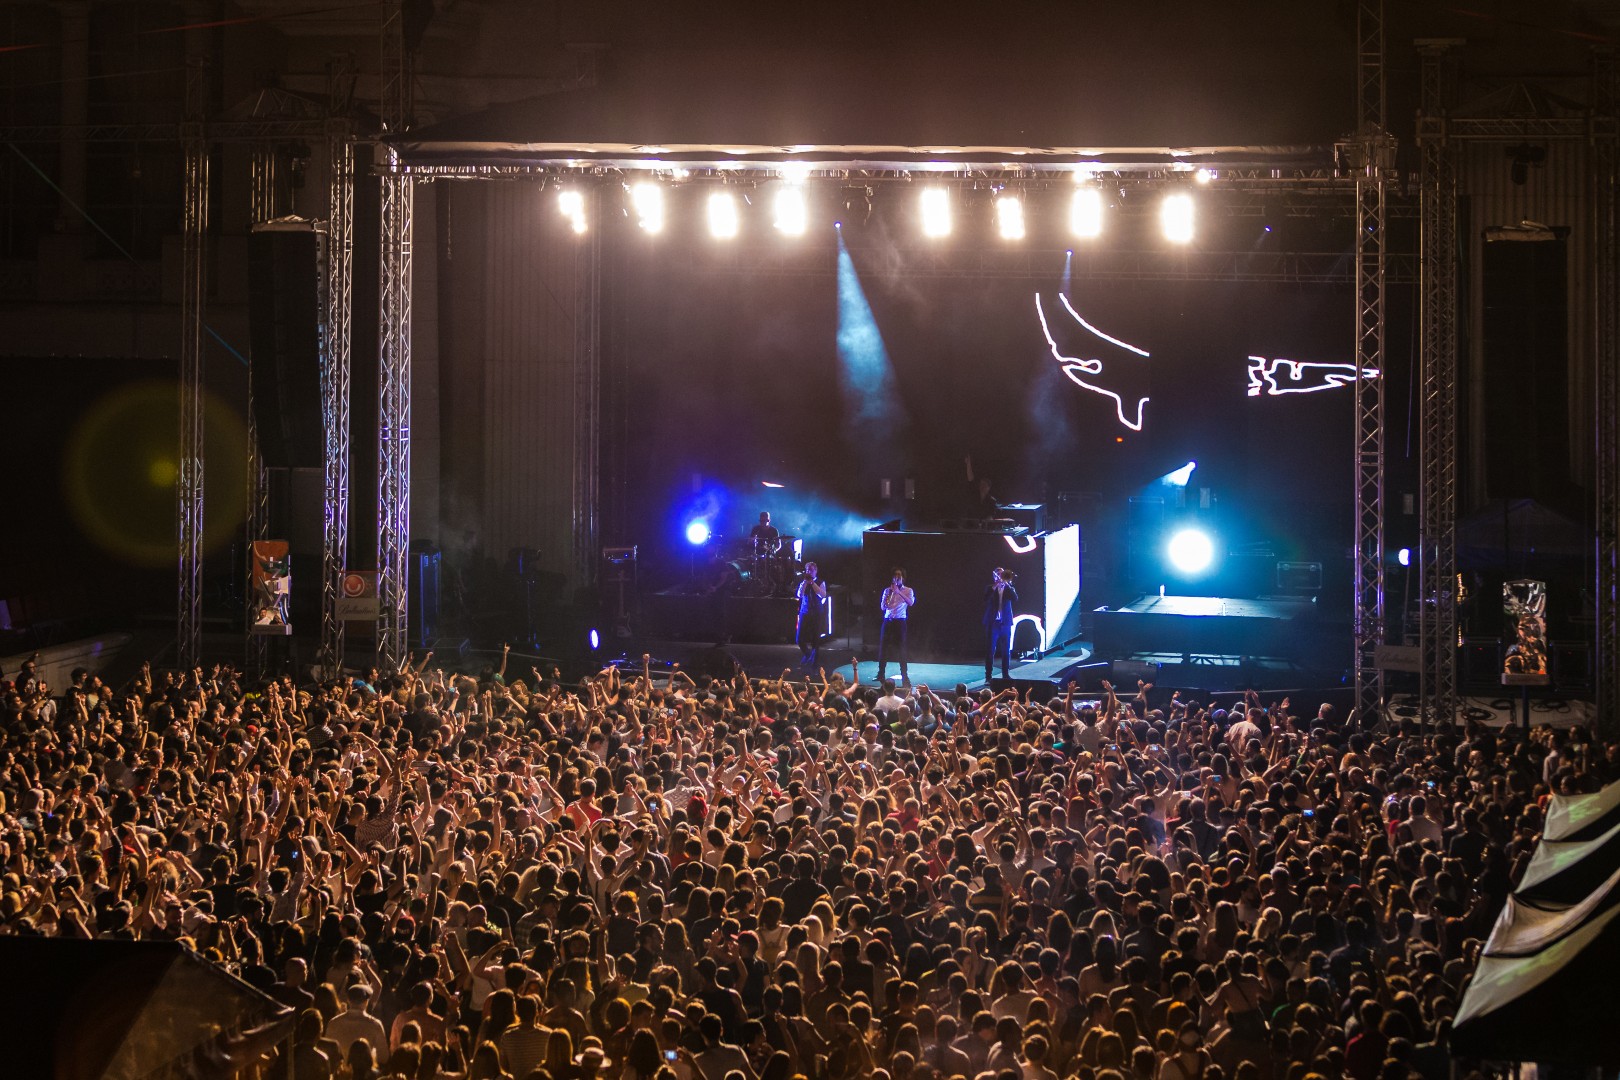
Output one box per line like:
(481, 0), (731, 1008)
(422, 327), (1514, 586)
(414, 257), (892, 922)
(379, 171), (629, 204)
(1112, 595), (1315, 619)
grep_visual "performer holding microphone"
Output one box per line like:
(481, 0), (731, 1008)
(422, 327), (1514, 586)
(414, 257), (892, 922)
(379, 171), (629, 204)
(876, 567), (916, 686)
(983, 566), (1018, 683)
(796, 561), (830, 668)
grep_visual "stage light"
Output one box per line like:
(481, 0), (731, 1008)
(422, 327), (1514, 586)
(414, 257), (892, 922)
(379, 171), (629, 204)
(631, 182), (664, 233)
(920, 187), (951, 238)
(708, 191), (740, 239)
(773, 185), (808, 236)
(995, 194), (1025, 240)
(1194, 167), (1215, 184)
(1167, 528), (1215, 574)
(1165, 461), (1197, 487)
(1397, 547), (1411, 567)
(1070, 186), (1103, 238)
(588, 628), (601, 651)
(761, 480), (784, 489)
(684, 520), (712, 546)
(557, 189), (587, 234)
(1161, 191), (1195, 244)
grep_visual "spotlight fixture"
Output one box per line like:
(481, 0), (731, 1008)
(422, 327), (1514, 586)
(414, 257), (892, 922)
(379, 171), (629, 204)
(1194, 167), (1215, 184)
(773, 184), (808, 236)
(1070, 185), (1103, 239)
(708, 190), (740, 239)
(631, 182), (664, 234)
(1161, 192), (1195, 244)
(1167, 528), (1215, 574)
(995, 194), (1025, 240)
(684, 520), (712, 546)
(920, 186), (951, 238)
(557, 189), (587, 234)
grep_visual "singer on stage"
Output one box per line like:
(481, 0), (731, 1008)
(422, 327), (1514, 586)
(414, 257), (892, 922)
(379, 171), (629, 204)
(796, 561), (829, 668)
(983, 566), (1018, 682)
(877, 567), (916, 686)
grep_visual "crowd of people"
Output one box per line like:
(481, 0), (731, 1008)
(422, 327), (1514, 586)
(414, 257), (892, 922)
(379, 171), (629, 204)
(0, 645), (1613, 1080)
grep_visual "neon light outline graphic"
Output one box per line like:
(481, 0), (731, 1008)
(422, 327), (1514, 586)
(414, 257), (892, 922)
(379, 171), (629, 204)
(1009, 614), (1047, 656)
(1247, 356), (1380, 397)
(1035, 294), (1151, 432)
(1003, 534), (1038, 554)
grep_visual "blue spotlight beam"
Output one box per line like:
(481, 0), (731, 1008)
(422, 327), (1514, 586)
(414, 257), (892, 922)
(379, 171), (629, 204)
(836, 234), (907, 465)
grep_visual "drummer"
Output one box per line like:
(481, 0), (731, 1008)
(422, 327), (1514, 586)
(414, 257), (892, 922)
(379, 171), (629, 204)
(749, 511), (780, 554)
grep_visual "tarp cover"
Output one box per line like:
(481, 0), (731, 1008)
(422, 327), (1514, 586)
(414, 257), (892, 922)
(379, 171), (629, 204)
(1482, 862), (1620, 957)
(1451, 903), (1620, 1065)
(1544, 781), (1620, 843)
(1515, 817), (1620, 905)
(0, 938), (293, 1080)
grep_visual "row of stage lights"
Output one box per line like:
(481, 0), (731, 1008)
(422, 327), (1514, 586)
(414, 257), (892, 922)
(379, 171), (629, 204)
(555, 169), (1214, 244)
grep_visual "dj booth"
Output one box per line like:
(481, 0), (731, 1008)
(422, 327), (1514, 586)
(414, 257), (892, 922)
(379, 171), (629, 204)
(861, 519), (1082, 663)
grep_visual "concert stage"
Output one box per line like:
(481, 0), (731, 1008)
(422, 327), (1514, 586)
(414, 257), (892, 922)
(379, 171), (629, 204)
(861, 521), (1082, 662)
(1091, 594), (1320, 661)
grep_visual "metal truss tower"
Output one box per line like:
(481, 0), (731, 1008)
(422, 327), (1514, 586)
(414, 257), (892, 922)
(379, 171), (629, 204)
(1596, 48), (1620, 725)
(1352, 0), (1393, 722)
(377, 0), (414, 670)
(177, 59), (209, 671)
(323, 112), (355, 676)
(1417, 41), (1462, 728)
(246, 145), (276, 675)
(573, 192), (602, 584)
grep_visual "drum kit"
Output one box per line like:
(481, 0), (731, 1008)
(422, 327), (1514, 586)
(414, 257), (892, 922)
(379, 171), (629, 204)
(705, 533), (804, 597)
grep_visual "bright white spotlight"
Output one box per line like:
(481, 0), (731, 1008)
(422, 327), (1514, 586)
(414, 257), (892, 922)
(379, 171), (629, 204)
(995, 194), (1025, 240)
(557, 189), (587, 234)
(1194, 167), (1215, 184)
(684, 520), (712, 546)
(708, 191), (740, 239)
(631, 182), (663, 233)
(1397, 547), (1411, 567)
(773, 185), (808, 236)
(1167, 528), (1215, 574)
(1070, 186), (1103, 239)
(1165, 461), (1196, 487)
(920, 186), (951, 238)
(1161, 192), (1195, 244)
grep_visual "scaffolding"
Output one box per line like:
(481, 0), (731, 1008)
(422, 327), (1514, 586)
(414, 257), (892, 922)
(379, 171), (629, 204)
(1351, 0), (1392, 722)
(1417, 40), (1462, 728)
(573, 191), (603, 584)
(376, 0), (414, 671)
(1596, 48), (1620, 724)
(322, 113), (356, 677)
(245, 144), (277, 677)
(176, 59), (209, 672)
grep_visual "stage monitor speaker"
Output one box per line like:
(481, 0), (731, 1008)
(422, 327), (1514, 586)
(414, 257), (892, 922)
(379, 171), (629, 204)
(248, 226), (327, 469)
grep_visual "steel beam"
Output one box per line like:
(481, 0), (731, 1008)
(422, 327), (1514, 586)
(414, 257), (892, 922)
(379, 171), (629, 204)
(573, 192), (602, 584)
(322, 125), (355, 677)
(1595, 48), (1620, 727)
(376, 0), (413, 670)
(177, 59), (209, 671)
(1417, 42), (1460, 729)
(1351, 0), (1391, 722)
